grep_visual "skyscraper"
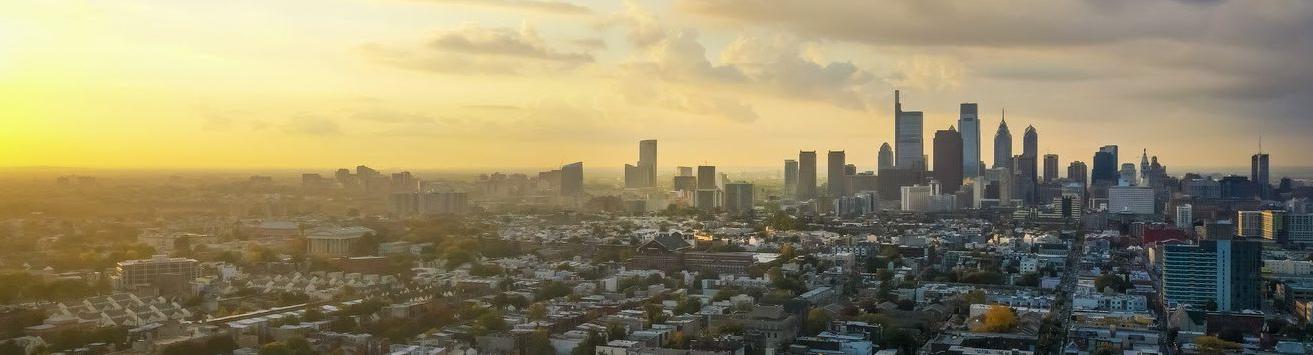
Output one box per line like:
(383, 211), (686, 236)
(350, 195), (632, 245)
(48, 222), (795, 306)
(993, 111), (1012, 169)
(1043, 154), (1059, 183)
(784, 160), (798, 199)
(1092, 145), (1119, 187)
(1022, 125), (1038, 179)
(827, 151), (847, 197)
(560, 162), (583, 197)
(1119, 163), (1137, 186)
(1067, 161), (1088, 186)
(894, 91), (925, 170)
(724, 182), (754, 215)
(797, 151), (817, 200)
(640, 139), (656, 187)
(1139, 149), (1151, 187)
(1176, 204), (1194, 230)
(697, 165), (717, 190)
(1162, 240), (1262, 312)
(959, 103), (981, 178)
(1252, 152), (1270, 194)
(878, 143), (893, 172)
(933, 127), (964, 194)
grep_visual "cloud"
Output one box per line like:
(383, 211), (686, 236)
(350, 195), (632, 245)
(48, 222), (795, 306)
(408, 0), (592, 15)
(609, 2), (884, 112)
(362, 23), (594, 75)
(282, 115), (341, 136)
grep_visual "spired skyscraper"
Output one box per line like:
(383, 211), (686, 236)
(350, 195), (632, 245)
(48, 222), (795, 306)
(1252, 151), (1270, 195)
(894, 90), (925, 170)
(797, 151), (818, 200)
(959, 103), (981, 178)
(933, 126), (964, 194)
(993, 111), (1012, 170)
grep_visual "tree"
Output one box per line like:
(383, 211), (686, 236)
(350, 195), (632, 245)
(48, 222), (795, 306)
(475, 311), (508, 335)
(572, 331), (606, 355)
(780, 244), (797, 261)
(1016, 272), (1040, 287)
(675, 297), (702, 315)
(606, 322), (627, 341)
(524, 331), (553, 355)
(527, 303), (547, 321)
(644, 303), (667, 325)
(804, 308), (832, 336)
(1194, 336), (1241, 355)
(666, 331), (689, 349)
(259, 337), (315, 355)
(970, 305), (1017, 333)
(1094, 274), (1128, 293)
(963, 290), (987, 305)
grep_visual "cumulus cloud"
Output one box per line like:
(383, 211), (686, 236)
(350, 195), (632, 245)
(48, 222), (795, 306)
(362, 23), (594, 75)
(609, 2), (885, 115)
(408, 0), (592, 15)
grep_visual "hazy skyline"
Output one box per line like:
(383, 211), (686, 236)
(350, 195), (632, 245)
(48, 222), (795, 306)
(2, 0), (1310, 171)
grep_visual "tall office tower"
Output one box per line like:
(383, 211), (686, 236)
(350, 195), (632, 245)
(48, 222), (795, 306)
(1043, 154), (1059, 183)
(1176, 204), (1194, 230)
(1013, 154), (1038, 205)
(784, 160), (799, 199)
(724, 182), (754, 215)
(878, 143), (894, 172)
(1139, 149), (1151, 187)
(893, 91), (925, 170)
(797, 151), (818, 200)
(1119, 163), (1138, 186)
(993, 112), (1013, 169)
(560, 162), (583, 197)
(1162, 240), (1262, 312)
(677, 166), (693, 177)
(1092, 145), (1120, 186)
(959, 103), (981, 178)
(1261, 210), (1287, 242)
(933, 127), (964, 194)
(697, 166), (717, 190)
(1022, 125), (1038, 179)
(1287, 214), (1313, 247)
(827, 151), (847, 197)
(1067, 161), (1088, 186)
(639, 139), (657, 187)
(1252, 152), (1270, 196)
(844, 164), (857, 176)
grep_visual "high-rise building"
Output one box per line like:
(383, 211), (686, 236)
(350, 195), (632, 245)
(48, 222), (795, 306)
(1176, 204), (1194, 230)
(1067, 161), (1088, 186)
(626, 140), (658, 188)
(725, 182), (754, 215)
(677, 166), (693, 177)
(560, 162), (583, 197)
(1043, 154), (1059, 183)
(1092, 145), (1119, 187)
(797, 151), (817, 200)
(1237, 211), (1263, 238)
(697, 166), (717, 190)
(1108, 186), (1154, 214)
(1252, 152), (1270, 196)
(894, 91), (925, 170)
(640, 139), (657, 187)
(877, 143), (894, 172)
(1161, 240), (1262, 311)
(1139, 149), (1151, 187)
(1287, 214), (1313, 247)
(115, 255), (200, 297)
(827, 151), (847, 197)
(1022, 125), (1038, 178)
(933, 127), (964, 194)
(784, 160), (799, 199)
(992, 111), (1012, 169)
(959, 103), (981, 178)
(673, 176), (697, 192)
(1261, 210), (1287, 242)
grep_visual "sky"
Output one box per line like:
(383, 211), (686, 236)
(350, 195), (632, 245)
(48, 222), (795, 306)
(1, 0), (1310, 173)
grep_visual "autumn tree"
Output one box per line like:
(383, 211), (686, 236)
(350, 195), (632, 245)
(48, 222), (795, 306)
(1194, 336), (1242, 355)
(527, 303), (547, 321)
(970, 305), (1017, 333)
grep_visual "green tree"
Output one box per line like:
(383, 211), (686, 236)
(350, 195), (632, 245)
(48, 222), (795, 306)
(1094, 274), (1129, 293)
(523, 330), (553, 355)
(804, 308), (832, 336)
(527, 303), (548, 321)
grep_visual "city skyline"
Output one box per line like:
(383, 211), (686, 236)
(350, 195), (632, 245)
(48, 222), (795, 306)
(2, 1), (1311, 171)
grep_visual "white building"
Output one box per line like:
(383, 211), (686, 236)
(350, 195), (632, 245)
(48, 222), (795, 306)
(1175, 204), (1193, 230)
(1108, 186), (1154, 215)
